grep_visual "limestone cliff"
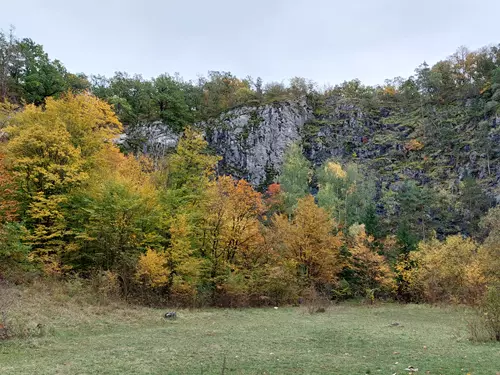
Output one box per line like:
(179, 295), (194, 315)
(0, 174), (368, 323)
(120, 99), (500, 198)
(118, 121), (179, 156)
(204, 100), (312, 186)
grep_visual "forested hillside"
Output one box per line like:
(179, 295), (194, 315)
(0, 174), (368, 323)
(0, 29), (499, 331)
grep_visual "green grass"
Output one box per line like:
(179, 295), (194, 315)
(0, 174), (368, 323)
(1, 299), (499, 375)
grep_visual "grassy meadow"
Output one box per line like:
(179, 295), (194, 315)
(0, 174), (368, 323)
(0, 282), (498, 375)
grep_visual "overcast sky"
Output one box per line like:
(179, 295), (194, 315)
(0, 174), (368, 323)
(1, 0), (499, 86)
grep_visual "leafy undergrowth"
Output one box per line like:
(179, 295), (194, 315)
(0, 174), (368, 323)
(0, 282), (499, 375)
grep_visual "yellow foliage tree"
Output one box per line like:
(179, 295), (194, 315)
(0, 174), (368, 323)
(346, 224), (395, 298)
(201, 176), (265, 294)
(7, 92), (121, 157)
(166, 214), (200, 295)
(0, 101), (16, 130)
(5, 114), (87, 272)
(4, 93), (123, 273)
(324, 161), (347, 179)
(76, 146), (162, 280)
(272, 195), (343, 287)
(0, 152), (18, 223)
(135, 215), (200, 296)
(136, 249), (169, 288)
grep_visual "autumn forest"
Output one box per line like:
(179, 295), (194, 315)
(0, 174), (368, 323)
(0, 29), (500, 343)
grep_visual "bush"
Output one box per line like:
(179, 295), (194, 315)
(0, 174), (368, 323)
(480, 285), (500, 341)
(0, 280), (49, 340)
(212, 272), (249, 308)
(300, 286), (330, 314)
(468, 285), (500, 342)
(90, 271), (121, 305)
(0, 222), (32, 281)
(257, 262), (299, 307)
(400, 236), (486, 304)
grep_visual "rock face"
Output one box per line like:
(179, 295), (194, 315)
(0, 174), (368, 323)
(122, 99), (500, 195)
(204, 101), (313, 186)
(116, 101), (313, 187)
(117, 121), (179, 156)
(302, 99), (383, 166)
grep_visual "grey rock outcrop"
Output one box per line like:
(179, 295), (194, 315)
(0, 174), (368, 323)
(118, 99), (500, 197)
(204, 101), (313, 186)
(117, 121), (179, 156)
(116, 102), (312, 186)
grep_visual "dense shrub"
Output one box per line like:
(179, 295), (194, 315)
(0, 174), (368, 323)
(398, 236), (486, 304)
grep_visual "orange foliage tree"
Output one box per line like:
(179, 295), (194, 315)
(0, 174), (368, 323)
(263, 182), (284, 217)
